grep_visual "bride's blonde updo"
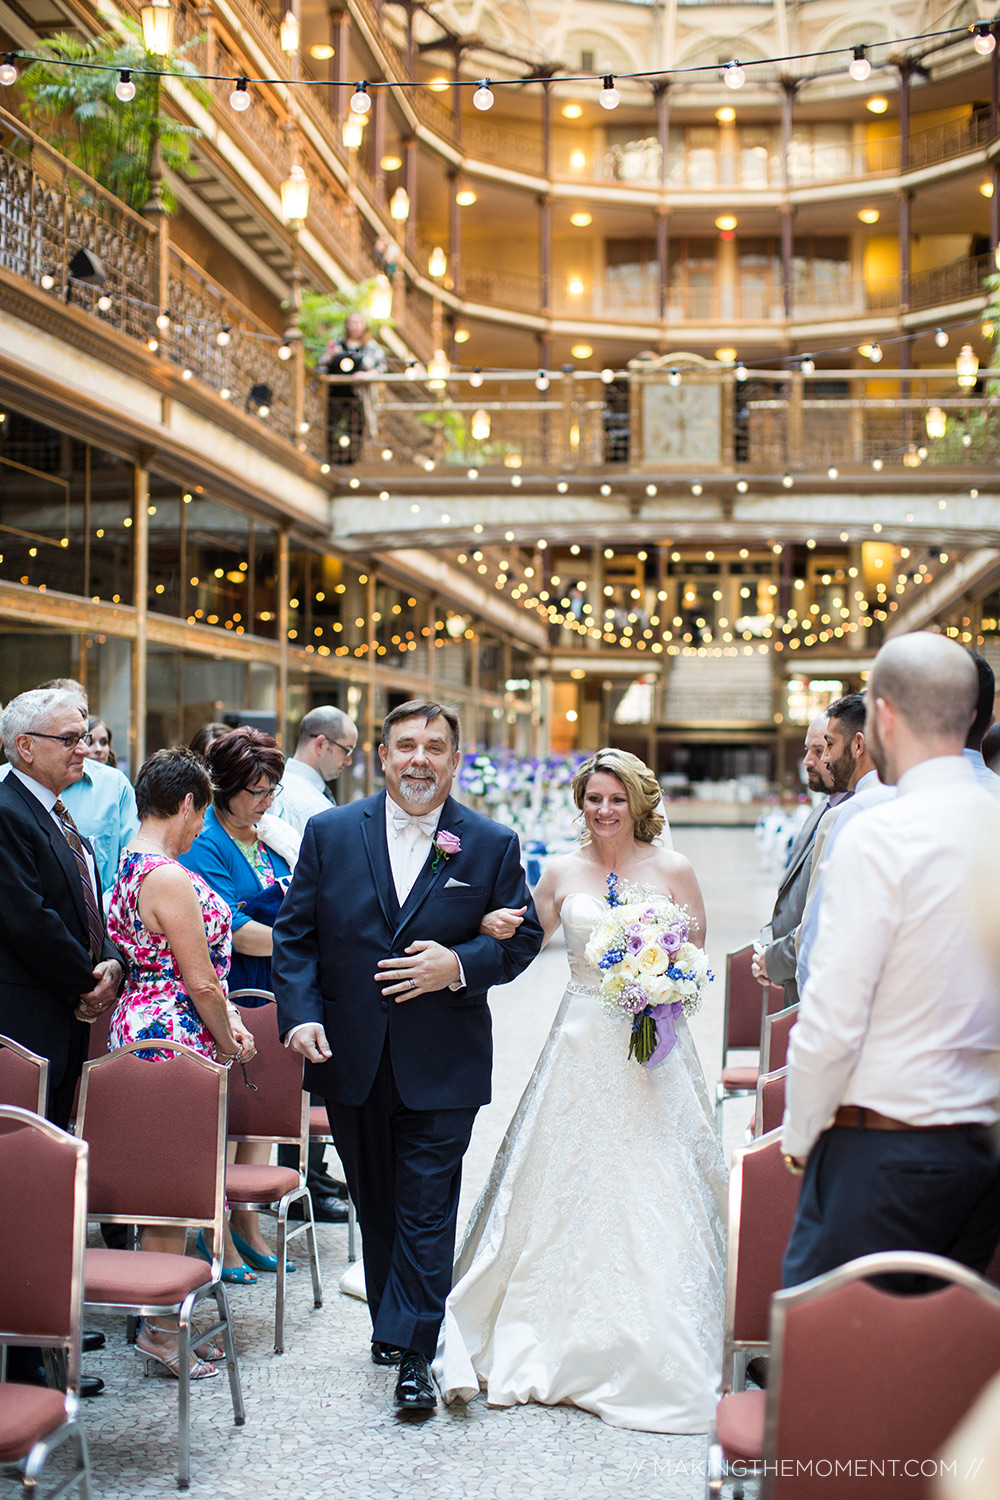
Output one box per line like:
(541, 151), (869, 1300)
(572, 749), (665, 846)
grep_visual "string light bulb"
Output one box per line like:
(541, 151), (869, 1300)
(0, 53), (18, 86)
(934, 327), (949, 348)
(469, 368), (484, 388)
(668, 368), (681, 386)
(600, 368), (615, 384)
(849, 45), (871, 81)
(868, 343), (883, 363)
(155, 310), (171, 331)
(723, 61), (745, 90)
(734, 361), (748, 382)
(216, 326), (231, 347)
(230, 77), (251, 110)
(350, 81), (371, 114)
(473, 80), (494, 111)
(278, 341), (293, 360)
(973, 22), (996, 56)
(599, 75), (620, 110)
(115, 71), (136, 102)
(800, 354), (815, 374)
(535, 370), (550, 391)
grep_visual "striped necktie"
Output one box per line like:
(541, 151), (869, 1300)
(52, 798), (104, 963)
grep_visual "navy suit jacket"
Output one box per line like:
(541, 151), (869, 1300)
(0, 772), (124, 1084)
(272, 793), (542, 1110)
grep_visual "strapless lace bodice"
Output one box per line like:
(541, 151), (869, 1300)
(560, 891), (606, 991)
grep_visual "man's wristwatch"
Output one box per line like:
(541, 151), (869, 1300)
(782, 1152), (805, 1176)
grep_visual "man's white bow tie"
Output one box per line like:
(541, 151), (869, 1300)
(389, 805), (438, 838)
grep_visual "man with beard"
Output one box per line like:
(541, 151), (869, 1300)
(752, 711), (851, 1006)
(796, 692), (894, 990)
(781, 633), (1000, 1288)
(273, 701), (542, 1412)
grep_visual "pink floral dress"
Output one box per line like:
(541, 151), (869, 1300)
(108, 851), (232, 1061)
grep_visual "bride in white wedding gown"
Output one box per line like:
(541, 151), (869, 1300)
(436, 749), (727, 1434)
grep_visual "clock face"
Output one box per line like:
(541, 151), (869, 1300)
(642, 382), (723, 467)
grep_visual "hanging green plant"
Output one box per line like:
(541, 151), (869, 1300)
(15, 20), (209, 213)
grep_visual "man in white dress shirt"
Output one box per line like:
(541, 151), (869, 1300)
(782, 632), (1000, 1290)
(275, 706), (358, 834)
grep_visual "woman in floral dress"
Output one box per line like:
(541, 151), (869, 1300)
(108, 746), (256, 1379)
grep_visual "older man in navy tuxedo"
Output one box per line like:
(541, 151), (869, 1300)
(273, 701), (541, 1412)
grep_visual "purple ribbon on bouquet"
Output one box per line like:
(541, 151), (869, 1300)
(643, 1000), (685, 1068)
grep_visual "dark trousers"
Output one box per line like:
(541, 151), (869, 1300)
(783, 1122), (1000, 1291)
(325, 1042), (477, 1359)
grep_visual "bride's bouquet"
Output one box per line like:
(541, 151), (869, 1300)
(584, 873), (712, 1067)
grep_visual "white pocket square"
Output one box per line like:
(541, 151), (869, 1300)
(444, 877), (470, 888)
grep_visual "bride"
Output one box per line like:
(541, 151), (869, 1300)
(436, 748), (727, 1433)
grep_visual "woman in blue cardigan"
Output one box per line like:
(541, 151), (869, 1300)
(181, 727), (294, 1280)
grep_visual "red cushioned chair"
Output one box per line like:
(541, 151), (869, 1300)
(752, 1069), (787, 1140)
(756, 1252), (1000, 1499)
(0, 1033), (49, 1115)
(716, 945), (785, 1127)
(761, 1005), (797, 1076)
(226, 994), (323, 1353)
(308, 1104), (358, 1262)
(0, 1104), (91, 1498)
(707, 1128), (801, 1495)
(75, 1040), (244, 1489)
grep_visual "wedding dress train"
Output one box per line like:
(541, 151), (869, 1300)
(437, 892), (728, 1433)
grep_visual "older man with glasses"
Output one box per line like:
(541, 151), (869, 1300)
(274, 705), (359, 837)
(0, 687), (127, 1129)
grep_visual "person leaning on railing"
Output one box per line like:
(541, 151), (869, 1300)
(317, 310), (387, 465)
(106, 745), (256, 1378)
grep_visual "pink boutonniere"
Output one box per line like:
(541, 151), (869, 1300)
(431, 830), (461, 873)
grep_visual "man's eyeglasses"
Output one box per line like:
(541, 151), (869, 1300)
(26, 731), (92, 750)
(244, 783), (282, 803)
(329, 740), (355, 760)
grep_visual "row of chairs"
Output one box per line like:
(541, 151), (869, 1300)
(711, 1130), (1000, 1496)
(711, 944), (1000, 1493)
(0, 998), (327, 1492)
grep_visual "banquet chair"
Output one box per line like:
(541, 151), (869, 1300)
(226, 993), (323, 1353)
(709, 1251), (1000, 1498)
(0, 1105), (91, 1498)
(716, 944), (784, 1126)
(751, 1069), (787, 1140)
(711, 1125), (801, 1486)
(0, 1033), (49, 1115)
(761, 1005), (797, 1076)
(308, 1104), (358, 1261)
(76, 1040), (244, 1489)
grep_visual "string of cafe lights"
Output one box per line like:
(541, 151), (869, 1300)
(1, 18), (996, 107)
(443, 536), (989, 657)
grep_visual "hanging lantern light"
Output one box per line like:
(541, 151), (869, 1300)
(471, 409), (491, 441)
(342, 112), (364, 150)
(428, 246), (447, 279)
(924, 406), (947, 439)
(140, 0), (175, 54)
(279, 8), (300, 52)
(389, 186), (410, 221)
(427, 349), (450, 389)
(280, 162), (310, 225)
(956, 343), (979, 388)
(369, 273), (393, 322)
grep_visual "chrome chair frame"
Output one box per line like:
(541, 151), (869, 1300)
(0, 1104), (92, 1499)
(760, 1004), (798, 1077)
(76, 1041), (245, 1489)
(752, 1067), (787, 1140)
(0, 1032), (50, 1115)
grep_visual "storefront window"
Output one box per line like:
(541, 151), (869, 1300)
(185, 494), (250, 633)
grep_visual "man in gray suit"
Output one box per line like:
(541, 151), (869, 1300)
(752, 711), (851, 1006)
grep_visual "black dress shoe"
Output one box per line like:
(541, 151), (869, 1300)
(82, 1329), (106, 1353)
(16, 1366), (105, 1398)
(289, 1194), (349, 1224)
(394, 1351), (436, 1412)
(371, 1342), (402, 1366)
(310, 1175), (348, 1200)
(746, 1356), (769, 1389)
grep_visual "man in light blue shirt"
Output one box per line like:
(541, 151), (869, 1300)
(964, 653), (1000, 799)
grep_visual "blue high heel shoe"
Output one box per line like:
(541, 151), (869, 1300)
(194, 1230), (259, 1284)
(230, 1228), (297, 1274)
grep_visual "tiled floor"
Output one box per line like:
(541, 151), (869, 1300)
(32, 827), (774, 1499)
